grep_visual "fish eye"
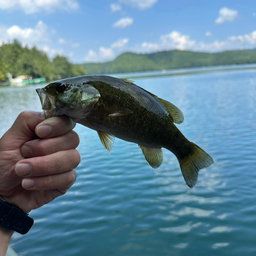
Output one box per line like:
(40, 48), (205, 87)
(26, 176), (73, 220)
(56, 84), (66, 93)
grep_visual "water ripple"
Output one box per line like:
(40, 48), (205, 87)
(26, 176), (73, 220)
(2, 69), (255, 255)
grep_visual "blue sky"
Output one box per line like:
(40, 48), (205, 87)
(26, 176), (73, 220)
(0, 0), (256, 63)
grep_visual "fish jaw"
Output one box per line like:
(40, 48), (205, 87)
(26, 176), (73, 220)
(36, 88), (57, 118)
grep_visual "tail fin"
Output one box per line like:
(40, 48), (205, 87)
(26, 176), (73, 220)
(178, 143), (213, 188)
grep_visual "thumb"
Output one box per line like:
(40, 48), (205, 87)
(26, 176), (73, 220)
(0, 111), (44, 151)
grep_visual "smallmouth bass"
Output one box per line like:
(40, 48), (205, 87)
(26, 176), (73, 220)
(36, 75), (213, 188)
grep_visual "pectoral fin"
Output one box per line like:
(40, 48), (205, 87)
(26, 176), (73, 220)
(105, 106), (133, 117)
(139, 145), (163, 169)
(97, 131), (115, 153)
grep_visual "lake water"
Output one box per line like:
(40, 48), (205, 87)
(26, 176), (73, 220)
(1, 67), (256, 255)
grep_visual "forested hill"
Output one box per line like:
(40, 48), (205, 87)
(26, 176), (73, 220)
(0, 40), (86, 82)
(82, 49), (256, 74)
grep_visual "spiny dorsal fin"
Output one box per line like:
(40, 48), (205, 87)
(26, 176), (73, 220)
(139, 145), (163, 169)
(97, 131), (115, 153)
(157, 98), (184, 124)
(121, 78), (135, 85)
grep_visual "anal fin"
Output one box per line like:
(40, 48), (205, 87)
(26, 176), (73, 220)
(97, 131), (115, 154)
(139, 145), (163, 169)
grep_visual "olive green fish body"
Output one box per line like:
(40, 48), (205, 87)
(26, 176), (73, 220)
(80, 79), (170, 145)
(36, 75), (213, 188)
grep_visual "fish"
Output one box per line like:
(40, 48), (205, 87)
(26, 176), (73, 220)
(36, 75), (213, 188)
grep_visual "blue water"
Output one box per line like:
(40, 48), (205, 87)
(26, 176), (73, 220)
(1, 67), (256, 255)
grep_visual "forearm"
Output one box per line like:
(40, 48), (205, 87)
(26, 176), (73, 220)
(0, 227), (13, 256)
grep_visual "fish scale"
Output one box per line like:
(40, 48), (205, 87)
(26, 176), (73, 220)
(36, 75), (213, 188)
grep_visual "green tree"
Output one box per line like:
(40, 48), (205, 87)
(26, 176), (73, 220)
(52, 55), (73, 79)
(0, 40), (87, 81)
(71, 65), (87, 77)
(0, 55), (7, 81)
(0, 39), (22, 77)
(16, 47), (41, 78)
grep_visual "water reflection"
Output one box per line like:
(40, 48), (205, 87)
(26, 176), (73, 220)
(1, 69), (256, 256)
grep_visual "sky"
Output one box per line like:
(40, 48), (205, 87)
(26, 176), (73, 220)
(0, 0), (256, 63)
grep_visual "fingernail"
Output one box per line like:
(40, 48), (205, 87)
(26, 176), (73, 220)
(37, 125), (52, 138)
(15, 163), (32, 176)
(22, 179), (35, 189)
(73, 170), (77, 183)
(40, 112), (46, 119)
(21, 145), (33, 158)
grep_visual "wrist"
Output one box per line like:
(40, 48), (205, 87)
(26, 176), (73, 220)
(0, 226), (13, 255)
(0, 225), (13, 239)
(0, 196), (34, 234)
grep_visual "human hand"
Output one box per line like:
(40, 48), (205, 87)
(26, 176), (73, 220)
(0, 111), (80, 213)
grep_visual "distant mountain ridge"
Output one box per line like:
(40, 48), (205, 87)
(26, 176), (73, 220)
(82, 49), (256, 74)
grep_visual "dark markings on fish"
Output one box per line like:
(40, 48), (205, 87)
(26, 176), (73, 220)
(36, 75), (213, 188)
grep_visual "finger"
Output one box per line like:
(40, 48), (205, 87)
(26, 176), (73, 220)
(35, 116), (76, 138)
(21, 130), (80, 158)
(22, 169), (76, 190)
(15, 149), (80, 177)
(0, 111), (44, 151)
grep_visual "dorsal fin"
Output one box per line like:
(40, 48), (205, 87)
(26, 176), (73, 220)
(157, 98), (184, 124)
(121, 78), (135, 85)
(97, 131), (115, 153)
(121, 79), (184, 124)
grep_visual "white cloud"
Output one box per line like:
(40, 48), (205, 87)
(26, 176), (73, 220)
(72, 43), (80, 48)
(111, 38), (129, 48)
(84, 38), (129, 62)
(0, 21), (66, 60)
(84, 47), (114, 62)
(113, 17), (133, 28)
(85, 29), (256, 63)
(197, 41), (226, 51)
(135, 29), (256, 54)
(160, 31), (195, 50)
(140, 42), (159, 52)
(99, 47), (114, 58)
(84, 50), (98, 62)
(42, 46), (64, 58)
(215, 7), (238, 24)
(197, 31), (256, 51)
(136, 31), (195, 53)
(119, 0), (158, 10)
(253, 13), (256, 17)
(205, 31), (212, 37)
(58, 38), (65, 44)
(229, 31), (256, 45)
(110, 3), (121, 12)
(5, 21), (49, 45)
(0, 0), (79, 14)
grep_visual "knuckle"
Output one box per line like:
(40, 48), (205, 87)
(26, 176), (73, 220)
(48, 175), (55, 185)
(35, 140), (49, 155)
(18, 111), (30, 119)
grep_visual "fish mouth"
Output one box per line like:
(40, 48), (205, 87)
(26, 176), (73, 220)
(36, 88), (57, 118)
